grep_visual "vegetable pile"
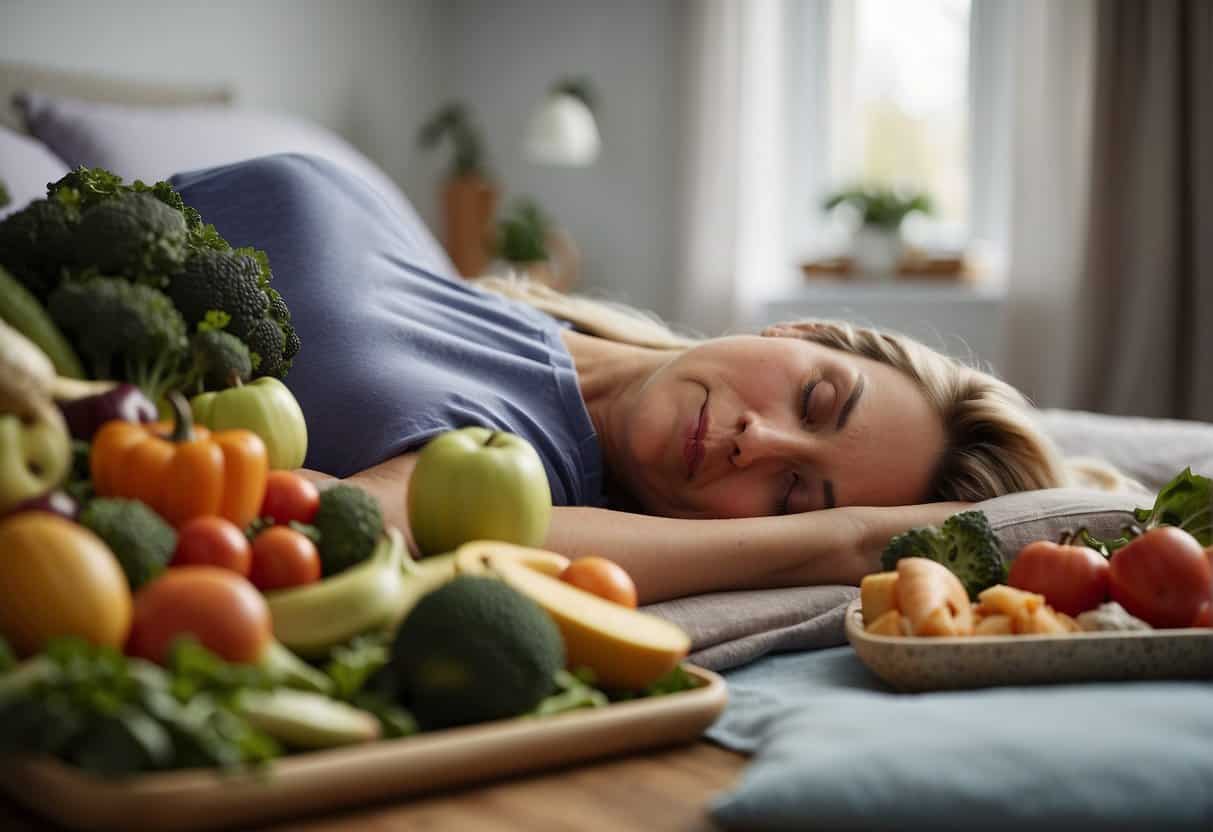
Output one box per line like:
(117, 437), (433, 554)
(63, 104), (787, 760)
(866, 468), (1213, 637)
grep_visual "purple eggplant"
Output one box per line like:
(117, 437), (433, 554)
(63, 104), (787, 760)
(6, 490), (79, 520)
(59, 383), (158, 440)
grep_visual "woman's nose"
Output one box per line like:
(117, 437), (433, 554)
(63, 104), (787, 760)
(730, 413), (815, 468)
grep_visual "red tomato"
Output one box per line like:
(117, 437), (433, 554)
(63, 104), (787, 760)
(1007, 540), (1110, 616)
(1108, 527), (1213, 628)
(260, 471), (320, 526)
(560, 556), (638, 608)
(249, 526), (321, 591)
(172, 516), (252, 577)
(1193, 600), (1213, 628)
(126, 567), (271, 664)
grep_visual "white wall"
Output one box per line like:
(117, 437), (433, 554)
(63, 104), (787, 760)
(440, 0), (682, 318)
(0, 0), (449, 229)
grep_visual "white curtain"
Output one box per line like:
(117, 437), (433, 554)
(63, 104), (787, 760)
(973, 0), (1096, 408)
(674, 0), (788, 337)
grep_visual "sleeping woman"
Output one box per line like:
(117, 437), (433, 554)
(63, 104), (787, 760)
(173, 153), (1072, 604)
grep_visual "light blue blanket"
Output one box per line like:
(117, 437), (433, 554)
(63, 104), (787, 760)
(707, 647), (1213, 831)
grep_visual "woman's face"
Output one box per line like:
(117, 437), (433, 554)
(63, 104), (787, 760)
(613, 335), (947, 518)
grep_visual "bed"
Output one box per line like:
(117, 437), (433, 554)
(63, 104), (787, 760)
(3, 64), (1212, 832)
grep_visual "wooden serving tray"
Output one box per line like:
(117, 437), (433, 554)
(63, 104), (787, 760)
(1, 665), (726, 832)
(845, 598), (1213, 692)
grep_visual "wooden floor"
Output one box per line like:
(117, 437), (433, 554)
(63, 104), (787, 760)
(0, 741), (747, 832)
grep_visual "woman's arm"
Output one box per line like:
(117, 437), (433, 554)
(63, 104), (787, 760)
(300, 454), (966, 604)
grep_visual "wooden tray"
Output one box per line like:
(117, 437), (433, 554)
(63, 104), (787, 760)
(845, 599), (1213, 692)
(0, 665), (726, 832)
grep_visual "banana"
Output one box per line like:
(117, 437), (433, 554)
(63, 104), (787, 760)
(265, 528), (456, 657)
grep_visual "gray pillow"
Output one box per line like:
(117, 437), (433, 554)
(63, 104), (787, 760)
(979, 487), (1141, 562)
(17, 92), (408, 218)
(0, 124), (69, 219)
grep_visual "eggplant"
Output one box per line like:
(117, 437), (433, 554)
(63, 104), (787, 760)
(6, 490), (79, 520)
(59, 383), (158, 440)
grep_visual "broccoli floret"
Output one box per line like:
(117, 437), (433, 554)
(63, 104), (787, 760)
(167, 250), (269, 338)
(0, 199), (76, 300)
(72, 193), (189, 288)
(312, 485), (384, 576)
(78, 498), (177, 590)
(880, 510), (1006, 599)
(48, 167), (129, 216)
(246, 316), (287, 378)
(189, 329), (252, 391)
(48, 276), (189, 401)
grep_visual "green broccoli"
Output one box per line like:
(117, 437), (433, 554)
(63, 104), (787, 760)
(72, 192), (189, 287)
(189, 329), (252, 391)
(246, 316), (288, 378)
(312, 485), (385, 576)
(167, 250), (269, 338)
(47, 167), (129, 216)
(879, 510), (1006, 600)
(0, 199), (76, 300)
(48, 276), (189, 401)
(78, 498), (177, 590)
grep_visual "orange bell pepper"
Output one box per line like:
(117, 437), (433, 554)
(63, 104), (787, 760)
(91, 393), (268, 529)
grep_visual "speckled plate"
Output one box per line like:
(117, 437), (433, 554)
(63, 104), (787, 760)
(845, 599), (1213, 692)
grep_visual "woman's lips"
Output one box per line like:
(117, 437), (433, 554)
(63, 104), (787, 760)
(684, 394), (709, 478)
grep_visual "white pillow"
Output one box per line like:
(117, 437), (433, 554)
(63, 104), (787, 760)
(0, 124), (69, 219)
(16, 92), (408, 217)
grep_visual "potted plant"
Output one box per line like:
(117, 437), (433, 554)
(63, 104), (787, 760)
(822, 185), (932, 278)
(495, 198), (559, 287)
(418, 102), (497, 278)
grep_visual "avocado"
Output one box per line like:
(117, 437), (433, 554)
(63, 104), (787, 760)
(388, 575), (564, 729)
(237, 689), (380, 749)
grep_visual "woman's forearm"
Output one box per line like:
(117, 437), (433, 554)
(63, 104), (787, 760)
(545, 502), (966, 604)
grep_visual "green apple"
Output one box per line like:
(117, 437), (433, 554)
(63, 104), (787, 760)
(408, 427), (552, 556)
(190, 377), (308, 470)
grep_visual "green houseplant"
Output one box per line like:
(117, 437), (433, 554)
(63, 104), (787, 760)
(496, 198), (549, 265)
(417, 103), (497, 278)
(822, 185), (933, 277)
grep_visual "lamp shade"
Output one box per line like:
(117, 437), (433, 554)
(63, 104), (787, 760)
(525, 92), (601, 167)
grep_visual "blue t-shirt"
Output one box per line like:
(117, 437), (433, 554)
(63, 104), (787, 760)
(172, 154), (604, 508)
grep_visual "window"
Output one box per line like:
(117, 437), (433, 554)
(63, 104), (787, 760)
(794, 0), (973, 258)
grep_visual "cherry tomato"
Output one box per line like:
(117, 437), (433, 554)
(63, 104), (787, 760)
(260, 471), (320, 526)
(249, 526), (321, 591)
(1007, 540), (1110, 616)
(1108, 527), (1213, 628)
(172, 516), (252, 577)
(126, 567), (271, 665)
(1193, 600), (1213, 628)
(560, 556), (638, 608)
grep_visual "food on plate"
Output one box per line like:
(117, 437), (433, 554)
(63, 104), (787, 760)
(388, 575), (565, 728)
(865, 608), (906, 636)
(0, 264), (85, 379)
(559, 556), (639, 608)
(455, 540), (570, 577)
(461, 542), (690, 689)
(894, 557), (973, 636)
(126, 566), (272, 665)
(265, 528), (422, 657)
(258, 470), (320, 525)
(859, 570), (899, 626)
(237, 688), (380, 749)
(1008, 536), (1111, 616)
(78, 497), (178, 589)
(90, 392), (268, 529)
(249, 525), (321, 591)
(311, 483), (384, 576)
(58, 382), (158, 440)
(0, 512), (132, 655)
(191, 376), (309, 470)
(880, 510), (1006, 599)
(172, 515), (253, 576)
(1107, 526), (1213, 629)
(407, 426), (553, 556)
(973, 584), (1080, 635)
(1076, 602), (1152, 632)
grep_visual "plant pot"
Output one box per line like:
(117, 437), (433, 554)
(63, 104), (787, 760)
(442, 175), (498, 278)
(851, 226), (903, 279)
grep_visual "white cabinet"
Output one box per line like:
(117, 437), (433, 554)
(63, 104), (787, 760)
(755, 281), (1008, 372)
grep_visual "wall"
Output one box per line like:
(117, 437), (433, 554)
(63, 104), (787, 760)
(440, 0), (682, 318)
(0, 0), (449, 229)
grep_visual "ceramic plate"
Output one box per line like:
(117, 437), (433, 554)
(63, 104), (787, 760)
(845, 598), (1213, 692)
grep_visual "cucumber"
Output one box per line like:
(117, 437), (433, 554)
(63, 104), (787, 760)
(0, 265), (86, 379)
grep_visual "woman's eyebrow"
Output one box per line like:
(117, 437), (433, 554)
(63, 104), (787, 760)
(836, 373), (866, 430)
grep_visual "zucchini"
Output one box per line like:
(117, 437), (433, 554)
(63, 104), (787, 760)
(0, 265), (85, 379)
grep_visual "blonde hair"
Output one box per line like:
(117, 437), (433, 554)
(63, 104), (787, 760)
(473, 275), (1129, 501)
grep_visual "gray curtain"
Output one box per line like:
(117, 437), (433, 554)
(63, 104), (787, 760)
(1074, 0), (1213, 420)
